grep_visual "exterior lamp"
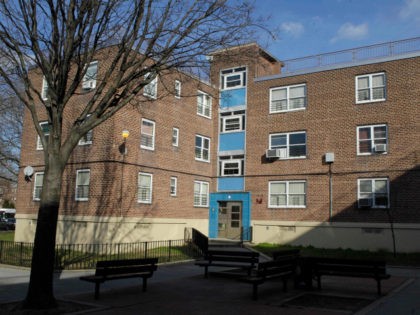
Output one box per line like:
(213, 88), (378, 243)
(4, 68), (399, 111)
(122, 130), (130, 140)
(119, 130), (130, 155)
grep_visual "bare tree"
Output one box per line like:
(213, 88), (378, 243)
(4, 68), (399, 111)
(0, 94), (22, 182)
(0, 0), (261, 310)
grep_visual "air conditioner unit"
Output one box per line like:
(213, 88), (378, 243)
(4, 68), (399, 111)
(359, 198), (372, 208)
(278, 148), (287, 159)
(266, 149), (279, 159)
(374, 144), (387, 153)
(82, 80), (96, 90)
(266, 148), (288, 159)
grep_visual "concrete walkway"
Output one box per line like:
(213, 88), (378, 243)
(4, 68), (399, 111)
(0, 262), (419, 314)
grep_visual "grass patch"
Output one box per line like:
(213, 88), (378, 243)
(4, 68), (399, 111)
(0, 231), (15, 242)
(253, 243), (420, 266)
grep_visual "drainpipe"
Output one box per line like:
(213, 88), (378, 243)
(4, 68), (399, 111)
(325, 153), (335, 221)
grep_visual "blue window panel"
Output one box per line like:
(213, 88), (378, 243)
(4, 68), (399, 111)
(220, 89), (246, 109)
(209, 192), (251, 240)
(219, 132), (245, 151)
(218, 177), (244, 191)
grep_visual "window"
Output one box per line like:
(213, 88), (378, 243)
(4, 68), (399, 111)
(269, 181), (306, 208)
(194, 181), (209, 207)
(33, 172), (44, 201)
(138, 172), (153, 203)
(36, 122), (50, 150)
(358, 178), (389, 208)
(197, 91), (211, 118)
(78, 115), (93, 145)
(357, 124), (387, 155)
(220, 111), (245, 133)
(172, 127), (179, 147)
(270, 84), (306, 113)
(41, 77), (48, 100)
(170, 177), (177, 196)
(220, 67), (246, 90)
(356, 73), (386, 103)
(82, 61), (98, 90)
(143, 73), (157, 99)
(141, 119), (155, 150)
(219, 155), (244, 176)
(221, 160), (242, 176)
(75, 169), (90, 201)
(269, 131), (306, 159)
(175, 80), (181, 98)
(78, 130), (93, 145)
(195, 135), (210, 162)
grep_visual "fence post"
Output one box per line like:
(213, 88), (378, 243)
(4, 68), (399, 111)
(144, 242), (148, 259)
(168, 240), (172, 262)
(19, 242), (24, 266)
(0, 240), (3, 263)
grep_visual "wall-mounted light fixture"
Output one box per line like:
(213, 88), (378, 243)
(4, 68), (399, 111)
(122, 130), (130, 140)
(119, 130), (130, 155)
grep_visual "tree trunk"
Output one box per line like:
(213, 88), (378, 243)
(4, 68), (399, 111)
(23, 156), (64, 309)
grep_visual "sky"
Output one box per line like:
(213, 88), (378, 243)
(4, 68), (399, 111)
(253, 0), (420, 61)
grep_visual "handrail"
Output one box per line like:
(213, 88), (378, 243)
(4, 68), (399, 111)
(281, 37), (420, 75)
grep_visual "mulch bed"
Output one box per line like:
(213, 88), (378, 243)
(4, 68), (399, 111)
(282, 293), (374, 312)
(0, 299), (98, 314)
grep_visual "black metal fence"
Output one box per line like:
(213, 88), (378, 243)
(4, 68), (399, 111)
(0, 239), (202, 270)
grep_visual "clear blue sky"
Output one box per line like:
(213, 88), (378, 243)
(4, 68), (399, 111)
(253, 0), (420, 60)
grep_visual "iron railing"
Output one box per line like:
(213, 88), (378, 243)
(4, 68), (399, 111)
(281, 37), (420, 75)
(0, 238), (202, 270)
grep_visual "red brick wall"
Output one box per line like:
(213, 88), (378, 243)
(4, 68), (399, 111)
(16, 48), (217, 220)
(245, 57), (420, 223)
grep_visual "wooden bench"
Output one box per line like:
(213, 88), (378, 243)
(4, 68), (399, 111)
(238, 250), (299, 300)
(306, 257), (390, 295)
(195, 249), (259, 278)
(80, 258), (158, 299)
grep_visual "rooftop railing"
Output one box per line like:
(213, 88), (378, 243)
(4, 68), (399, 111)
(281, 37), (420, 75)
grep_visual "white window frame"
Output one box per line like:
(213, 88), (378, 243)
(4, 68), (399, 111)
(220, 159), (242, 177)
(356, 72), (386, 104)
(75, 169), (90, 201)
(36, 121), (50, 150)
(82, 61), (98, 90)
(170, 177), (177, 196)
(33, 172), (44, 201)
(268, 180), (306, 208)
(194, 180), (209, 207)
(143, 73), (158, 99)
(78, 114), (93, 145)
(269, 131), (307, 159)
(357, 124), (388, 155)
(175, 80), (181, 98)
(220, 66), (246, 90)
(358, 178), (390, 209)
(140, 118), (155, 150)
(197, 91), (211, 118)
(41, 76), (48, 100)
(78, 130), (93, 146)
(270, 84), (307, 113)
(220, 115), (243, 133)
(172, 127), (179, 147)
(138, 172), (153, 204)
(195, 135), (210, 162)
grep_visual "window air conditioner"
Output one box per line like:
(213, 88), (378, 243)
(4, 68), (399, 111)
(278, 148), (287, 158)
(374, 144), (387, 153)
(266, 149), (279, 159)
(82, 80), (95, 90)
(359, 198), (372, 208)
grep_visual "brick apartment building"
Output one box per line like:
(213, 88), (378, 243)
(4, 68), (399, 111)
(15, 37), (420, 252)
